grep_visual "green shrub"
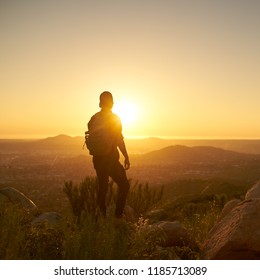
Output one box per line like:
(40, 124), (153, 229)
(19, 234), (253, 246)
(62, 177), (166, 260)
(62, 209), (130, 260)
(0, 205), (29, 259)
(182, 199), (222, 245)
(126, 181), (164, 215)
(1, 176), (235, 260)
(64, 177), (164, 219)
(23, 224), (63, 259)
(63, 177), (115, 222)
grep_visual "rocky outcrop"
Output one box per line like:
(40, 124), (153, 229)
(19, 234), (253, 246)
(245, 181), (260, 199)
(217, 199), (241, 221)
(0, 187), (40, 216)
(202, 181), (260, 259)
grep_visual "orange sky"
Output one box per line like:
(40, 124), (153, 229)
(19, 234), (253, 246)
(1, 0), (260, 139)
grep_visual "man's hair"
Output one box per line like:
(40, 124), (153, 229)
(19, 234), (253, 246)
(99, 91), (113, 109)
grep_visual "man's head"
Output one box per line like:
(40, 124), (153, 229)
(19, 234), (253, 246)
(99, 91), (114, 109)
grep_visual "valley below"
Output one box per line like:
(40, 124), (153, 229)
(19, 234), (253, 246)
(1, 135), (260, 213)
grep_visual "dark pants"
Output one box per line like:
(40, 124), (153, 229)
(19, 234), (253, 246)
(93, 155), (130, 218)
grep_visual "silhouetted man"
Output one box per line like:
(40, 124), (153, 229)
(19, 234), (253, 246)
(87, 91), (130, 219)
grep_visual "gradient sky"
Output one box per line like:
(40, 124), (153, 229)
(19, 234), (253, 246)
(1, 0), (260, 139)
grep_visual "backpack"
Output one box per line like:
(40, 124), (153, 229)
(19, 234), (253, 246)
(84, 113), (115, 156)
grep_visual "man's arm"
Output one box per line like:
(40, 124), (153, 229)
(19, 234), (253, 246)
(118, 138), (130, 170)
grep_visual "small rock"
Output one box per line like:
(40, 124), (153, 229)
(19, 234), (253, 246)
(124, 205), (138, 222)
(32, 212), (62, 227)
(152, 220), (194, 247)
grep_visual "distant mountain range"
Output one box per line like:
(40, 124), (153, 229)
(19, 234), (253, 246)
(35, 134), (83, 147)
(1, 134), (260, 155)
(0, 134), (84, 154)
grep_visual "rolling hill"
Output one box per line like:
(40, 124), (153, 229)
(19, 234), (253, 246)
(0, 135), (85, 154)
(141, 145), (256, 164)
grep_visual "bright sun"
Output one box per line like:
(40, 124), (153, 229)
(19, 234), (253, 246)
(113, 100), (138, 126)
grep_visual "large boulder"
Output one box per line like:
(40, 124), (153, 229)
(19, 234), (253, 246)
(217, 199), (241, 221)
(202, 199), (260, 259)
(0, 192), (10, 205)
(0, 187), (40, 216)
(152, 220), (195, 248)
(245, 181), (260, 200)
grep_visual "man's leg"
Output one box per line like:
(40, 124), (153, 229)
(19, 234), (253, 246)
(110, 161), (130, 218)
(93, 157), (109, 216)
(96, 174), (109, 216)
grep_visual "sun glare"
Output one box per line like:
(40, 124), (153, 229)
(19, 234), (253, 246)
(113, 100), (138, 126)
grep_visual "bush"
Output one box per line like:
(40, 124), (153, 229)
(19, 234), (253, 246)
(63, 177), (164, 220)
(0, 176), (228, 260)
(62, 177), (167, 259)
(23, 224), (63, 259)
(0, 205), (28, 259)
(62, 208), (130, 259)
(63, 177), (115, 222)
(127, 181), (164, 215)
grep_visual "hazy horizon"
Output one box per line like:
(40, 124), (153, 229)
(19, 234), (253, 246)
(1, 133), (260, 142)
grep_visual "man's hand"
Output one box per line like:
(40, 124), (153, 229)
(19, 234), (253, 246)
(124, 157), (130, 170)
(118, 139), (130, 170)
